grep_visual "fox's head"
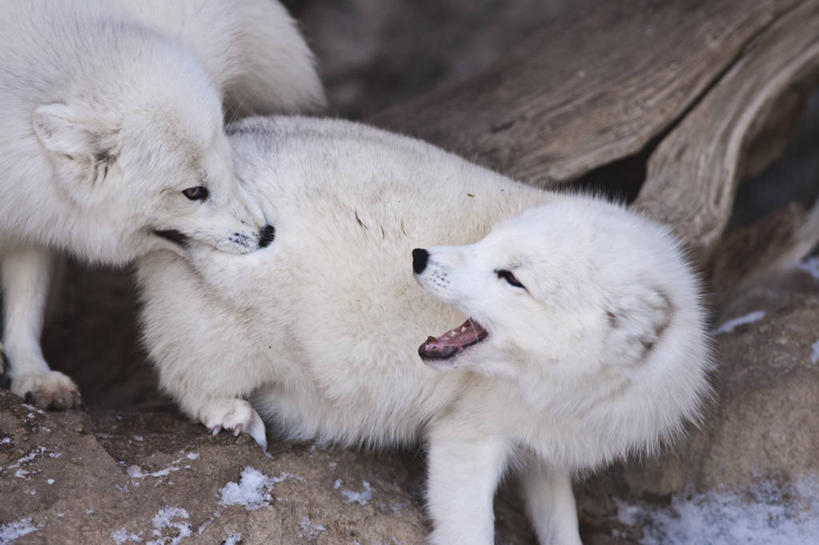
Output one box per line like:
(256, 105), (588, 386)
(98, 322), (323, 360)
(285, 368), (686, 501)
(32, 36), (271, 264)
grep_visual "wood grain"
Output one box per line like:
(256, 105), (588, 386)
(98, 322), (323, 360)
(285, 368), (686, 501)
(634, 0), (819, 256)
(371, 0), (798, 188)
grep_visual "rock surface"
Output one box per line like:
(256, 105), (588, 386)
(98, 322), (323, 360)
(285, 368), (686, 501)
(1, 390), (565, 544)
(0, 392), (435, 545)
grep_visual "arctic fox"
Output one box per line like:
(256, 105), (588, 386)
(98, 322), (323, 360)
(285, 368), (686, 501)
(0, 0), (323, 408)
(137, 117), (712, 545)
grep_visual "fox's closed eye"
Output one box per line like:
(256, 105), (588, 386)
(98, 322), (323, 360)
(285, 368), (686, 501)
(495, 269), (525, 289)
(182, 186), (209, 201)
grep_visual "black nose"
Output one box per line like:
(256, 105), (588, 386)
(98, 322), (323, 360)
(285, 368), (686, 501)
(412, 248), (429, 274)
(258, 225), (275, 248)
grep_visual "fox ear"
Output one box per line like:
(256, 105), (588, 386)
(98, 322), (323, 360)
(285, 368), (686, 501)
(32, 103), (116, 160)
(605, 286), (673, 366)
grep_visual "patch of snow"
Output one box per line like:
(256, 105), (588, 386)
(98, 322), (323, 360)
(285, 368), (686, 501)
(196, 516), (216, 535)
(48, 452), (62, 458)
(613, 475), (819, 545)
(185, 453), (199, 460)
(0, 436), (11, 444)
(86, 508), (95, 515)
(342, 481), (372, 506)
(14, 469), (29, 479)
(133, 435), (144, 442)
(714, 310), (766, 335)
(13, 446), (46, 466)
(810, 340), (819, 365)
(270, 472), (302, 485)
(218, 467), (301, 511)
(0, 517), (39, 544)
(146, 507), (191, 545)
(127, 464), (180, 480)
(111, 528), (143, 544)
(333, 479), (343, 489)
(21, 404), (45, 415)
(46, 478), (54, 485)
(298, 518), (326, 539)
(219, 467), (274, 511)
(222, 534), (242, 545)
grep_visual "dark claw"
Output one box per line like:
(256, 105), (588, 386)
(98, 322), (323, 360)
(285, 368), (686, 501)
(24, 391), (35, 404)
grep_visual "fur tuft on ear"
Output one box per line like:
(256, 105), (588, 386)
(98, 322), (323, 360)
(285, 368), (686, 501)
(32, 103), (117, 160)
(605, 285), (673, 366)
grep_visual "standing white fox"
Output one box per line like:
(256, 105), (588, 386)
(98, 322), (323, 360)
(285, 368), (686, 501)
(0, 0), (324, 408)
(138, 116), (713, 545)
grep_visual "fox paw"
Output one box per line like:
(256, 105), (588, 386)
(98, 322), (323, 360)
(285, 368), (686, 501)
(11, 370), (83, 410)
(200, 398), (267, 450)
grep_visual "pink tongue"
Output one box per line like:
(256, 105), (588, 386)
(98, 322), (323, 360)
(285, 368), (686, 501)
(418, 318), (488, 360)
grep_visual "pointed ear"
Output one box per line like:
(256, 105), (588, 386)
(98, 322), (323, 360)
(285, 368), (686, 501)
(32, 103), (116, 160)
(605, 286), (673, 366)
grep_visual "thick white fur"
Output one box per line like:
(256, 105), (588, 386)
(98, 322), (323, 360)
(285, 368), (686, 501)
(0, 0), (323, 407)
(137, 117), (712, 545)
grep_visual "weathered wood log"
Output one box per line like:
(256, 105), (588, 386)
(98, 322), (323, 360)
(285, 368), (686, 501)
(369, 0), (819, 260)
(372, 0), (798, 189)
(633, 0), (819, 257)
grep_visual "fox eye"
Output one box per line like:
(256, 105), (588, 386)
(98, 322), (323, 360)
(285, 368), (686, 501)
(495, 269), (525, 289)
(182, 186), (209, 201)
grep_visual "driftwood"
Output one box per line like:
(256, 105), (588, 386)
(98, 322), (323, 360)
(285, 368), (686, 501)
(634, 0), (819, 256)
(372, 0), (819, 259)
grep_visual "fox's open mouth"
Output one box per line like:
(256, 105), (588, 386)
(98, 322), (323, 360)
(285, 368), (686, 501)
(153, 229), (189, 246)
(419, 318), (488, 360)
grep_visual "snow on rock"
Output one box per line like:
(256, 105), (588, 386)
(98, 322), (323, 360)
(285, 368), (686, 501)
(146, 507), (191, 545)
(219, 467), (303, 511)
(714, 310), (766, 335)
(298, 517), (327, 539)
(342, 480), (373, 505)
(222, 535), (242, 545)
(111, 528), (143, 544)
(219, 467), (273, 511)
(0, 518), (39, 545)
(127, 463), (180, 480)
(614, 475), (819, 545)
(810, 340), (819, 364)
(12, 446), (47, 467)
